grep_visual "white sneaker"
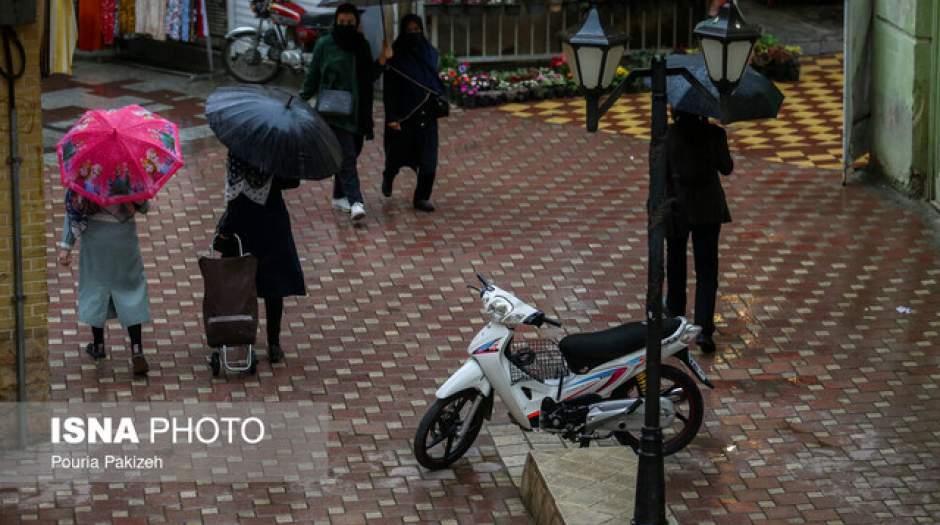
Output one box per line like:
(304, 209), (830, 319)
(332, 198), (351, 212)
(350, 202), (366, 222)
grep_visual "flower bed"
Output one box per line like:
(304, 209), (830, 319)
(749, 34), (801, 82)
(438, 53), (645, 109)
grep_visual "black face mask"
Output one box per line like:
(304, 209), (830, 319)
(401, 32), (426, 49)
(332, 24), (359, 51)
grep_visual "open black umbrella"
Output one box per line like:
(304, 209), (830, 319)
(660, 53), (785, 124)
(205, 85), (342, 180)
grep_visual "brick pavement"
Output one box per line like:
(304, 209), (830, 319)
(4, 61), (940, 524)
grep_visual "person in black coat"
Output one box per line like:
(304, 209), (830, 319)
(381, 14), (446, 212)
(664, 110), (733, 354)
(216, 152), (306, 363)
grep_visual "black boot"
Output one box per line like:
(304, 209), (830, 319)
(268, 344), (284, 364)
(413, 200), (435, 212)
(381, 173), (393, 197)
(696, 333), (716, 354)
(85, 343), (106, 360)
(131, 344), (149, 376)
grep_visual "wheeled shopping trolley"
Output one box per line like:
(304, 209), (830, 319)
(199, 234), (259, 376)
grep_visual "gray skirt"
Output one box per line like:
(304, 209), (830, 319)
(78, 220), (151, 328)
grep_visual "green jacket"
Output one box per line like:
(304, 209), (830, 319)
(300, 35), (381, 137)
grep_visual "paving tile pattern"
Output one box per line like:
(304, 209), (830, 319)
(500, 54), (854, 172)
(3, 62), (939, 524)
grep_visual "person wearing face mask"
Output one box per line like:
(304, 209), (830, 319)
(300, 3), (392, 223)
(381, 14), (446, 213)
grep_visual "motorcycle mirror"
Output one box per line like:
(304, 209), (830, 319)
(476, 272), (489, 286)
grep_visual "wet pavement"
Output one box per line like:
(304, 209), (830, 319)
(5, 59), (940, 524)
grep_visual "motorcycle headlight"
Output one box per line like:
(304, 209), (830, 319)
(488, 297), (513, 321)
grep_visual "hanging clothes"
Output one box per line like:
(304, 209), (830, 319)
(101, 0), (116, 46)
(119, 0), (136, 34)
(136, 0), (167, 40)
(196, 0), (209, 38)
(165, 0), (183, 40)
(180, 0), (191, 42)
(49, 0), (78, 74)
(77, 0), (103, 51)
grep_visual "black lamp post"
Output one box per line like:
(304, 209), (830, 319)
(561, 7), (627, 132)
(562, 2), (759, 524)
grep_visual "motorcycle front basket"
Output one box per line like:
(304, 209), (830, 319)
(509, 339), (568, 384)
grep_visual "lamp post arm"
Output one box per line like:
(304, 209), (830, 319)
(597, 68), (650, 121)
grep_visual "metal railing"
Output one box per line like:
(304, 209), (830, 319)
(425, 0), (707, 63)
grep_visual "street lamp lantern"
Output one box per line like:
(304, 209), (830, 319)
(562, 5), (627, 130)
(693, 0), (761, 95)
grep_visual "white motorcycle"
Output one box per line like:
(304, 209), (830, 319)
(414, 273), (714, 470)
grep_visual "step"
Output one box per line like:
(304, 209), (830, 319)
(520, 447), (677, 525)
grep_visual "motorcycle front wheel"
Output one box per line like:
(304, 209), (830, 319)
(612, 364), (704, 455)
(223, 32), (281, 84)
(413, 389), (486, 470)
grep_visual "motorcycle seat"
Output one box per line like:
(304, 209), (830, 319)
(559, 318), (682, 374)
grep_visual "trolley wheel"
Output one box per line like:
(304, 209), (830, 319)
(248, 349), (258, 375)
(210, 351), (221, 377)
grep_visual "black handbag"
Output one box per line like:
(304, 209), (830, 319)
(316, 89), (353, 117)
(431, 94), (450, 119)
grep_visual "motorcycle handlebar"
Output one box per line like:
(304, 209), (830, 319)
(542, 316), (562, 328)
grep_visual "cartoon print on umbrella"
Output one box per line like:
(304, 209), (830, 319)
(61, 139), (80, 170)
(57, 105), (184, 206)
(151, 126), (177, 152)
(77, 161), (104, 196)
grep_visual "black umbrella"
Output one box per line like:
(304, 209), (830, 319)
(658, 53), (785, 124)
(205, 85), (342, 180)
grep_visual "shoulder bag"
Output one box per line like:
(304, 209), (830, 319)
(316, 89), (354, 117)
(388, 65), (450, 119)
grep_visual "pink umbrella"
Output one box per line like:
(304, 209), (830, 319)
(56, 105), (184, 206)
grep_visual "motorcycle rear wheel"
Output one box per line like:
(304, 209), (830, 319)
(611, 364), (704, 455)
(223, 32), (281, 84)
(413, 389), (486, 470)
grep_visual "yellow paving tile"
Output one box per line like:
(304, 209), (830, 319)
(500, 53), (846, 174)
(777, 151), (805, 158)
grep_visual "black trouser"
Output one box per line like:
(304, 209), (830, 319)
(264, 296), (283, 347)
(91, 324), (142, 347)
(332, 127), (365, 205)
(666, 223), (721, 337)
(384, 121), (439, 203)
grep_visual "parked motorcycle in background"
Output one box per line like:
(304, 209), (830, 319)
(223, 0), (333, 83)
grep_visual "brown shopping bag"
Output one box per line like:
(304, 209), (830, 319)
(199, 241), (259, 347)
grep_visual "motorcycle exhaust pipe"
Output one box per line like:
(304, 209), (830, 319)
(584, 397), (676, 434)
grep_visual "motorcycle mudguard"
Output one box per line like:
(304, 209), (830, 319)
(436, 359), (493, 399)
(225, 27), (258, 40)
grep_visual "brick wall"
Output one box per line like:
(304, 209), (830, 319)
(0, 3), (50, 401)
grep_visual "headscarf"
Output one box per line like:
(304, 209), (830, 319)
(224, 151), (273, 205)
(390, 15), (444, 96)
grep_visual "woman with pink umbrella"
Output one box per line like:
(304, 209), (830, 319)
(55, 106), (184, 376)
